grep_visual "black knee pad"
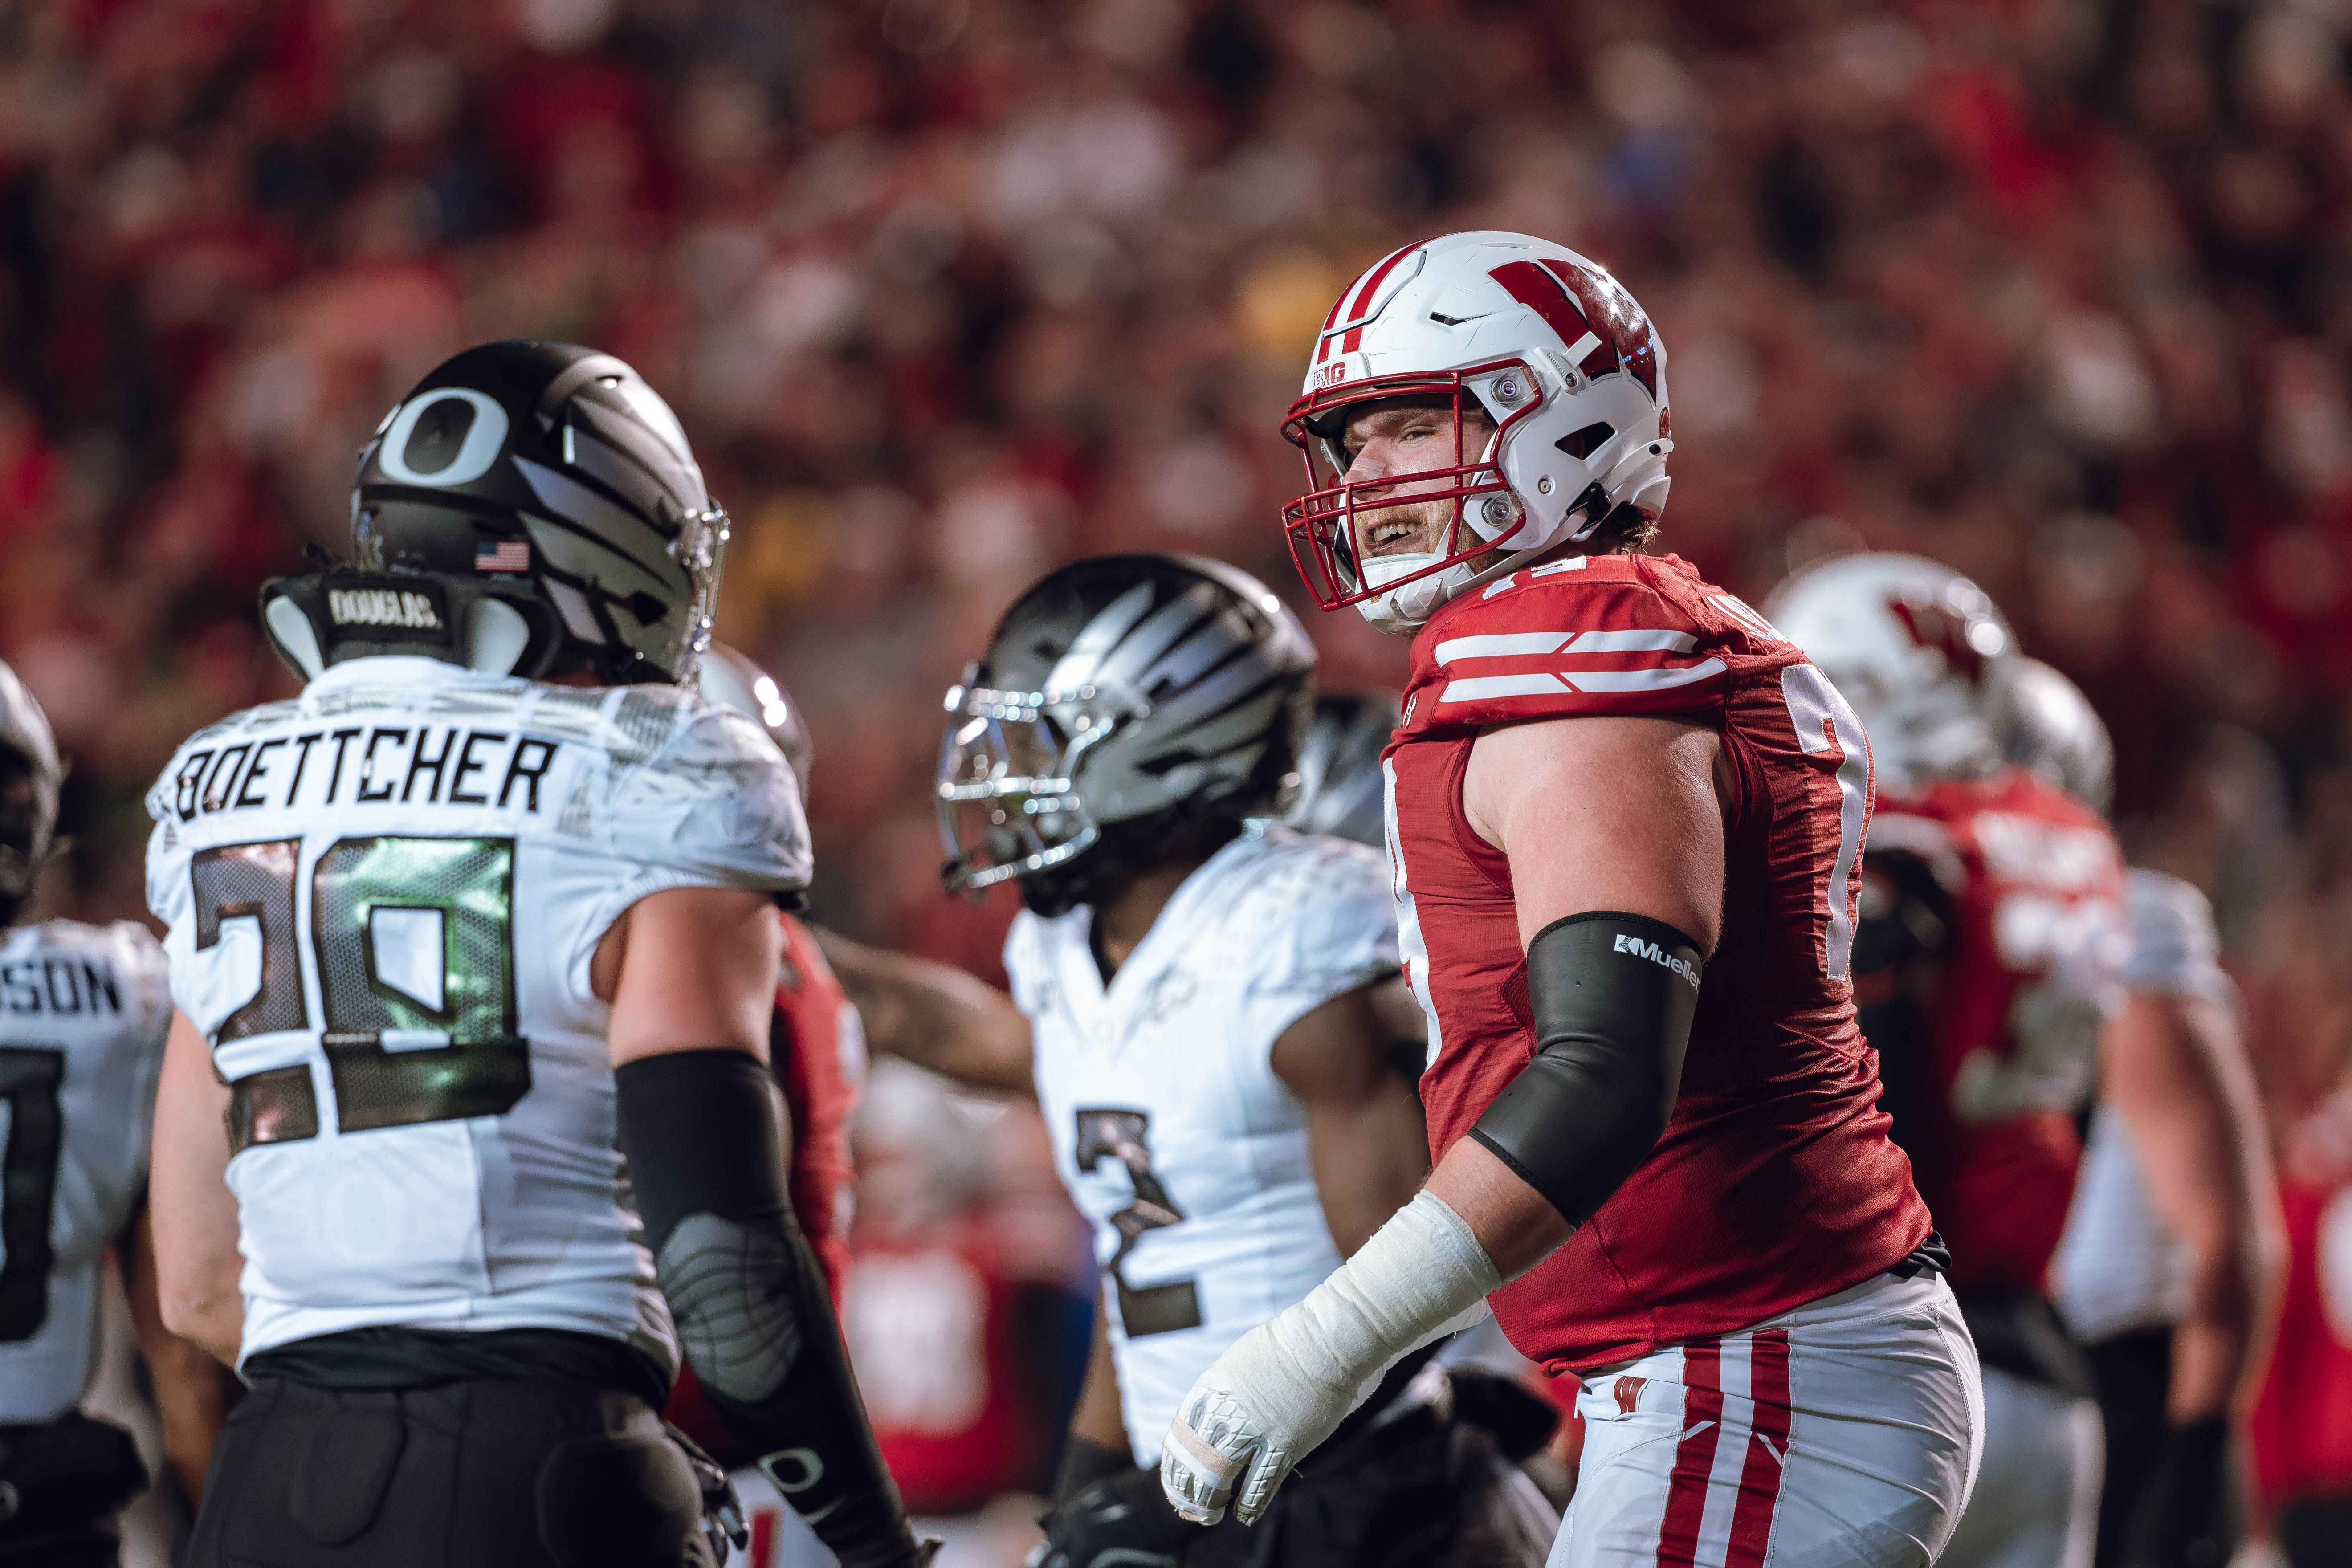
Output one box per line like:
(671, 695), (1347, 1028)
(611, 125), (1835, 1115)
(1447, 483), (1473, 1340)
(535, 1432), (707, 1568)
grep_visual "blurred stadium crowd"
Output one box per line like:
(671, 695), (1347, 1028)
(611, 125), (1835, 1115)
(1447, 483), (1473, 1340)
(7, 0), (2352, 1548)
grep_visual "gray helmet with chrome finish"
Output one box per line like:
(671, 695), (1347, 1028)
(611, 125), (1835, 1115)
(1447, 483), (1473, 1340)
(0, 660), (61, 927)
(939, 554), (1315, 912)
(1998, 657), (2114, 815)
(260, 339), (727, 688)
(699, 643), (813, 804)
(1282, 688), (1400, 849)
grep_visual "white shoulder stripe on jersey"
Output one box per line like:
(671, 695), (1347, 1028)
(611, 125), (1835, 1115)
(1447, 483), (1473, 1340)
(1434, 627), (1696, 664)
(1434, 632), (1571, 663)
(1441, 672), (1573, 701)
(1439, 658), (1726, 703)
(1556, 659), (1726, 693)
(1568, 629), (1698, 654)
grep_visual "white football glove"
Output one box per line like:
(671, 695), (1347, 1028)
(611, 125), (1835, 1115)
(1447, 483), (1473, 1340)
(1158, 1191), (1499, 1525)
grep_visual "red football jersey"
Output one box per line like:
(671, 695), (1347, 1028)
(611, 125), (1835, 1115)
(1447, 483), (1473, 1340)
(1386, 553), (1930, 1376)
(774, 911), (865, 1303)
(2252, 1173), (2352, 1510)
(1867, 772), (2127, 1295)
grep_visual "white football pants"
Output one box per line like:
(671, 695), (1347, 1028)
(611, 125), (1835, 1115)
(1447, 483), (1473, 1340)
(1546, 1272), (1983, 1568)
(1934, 1365), (2101, 1568)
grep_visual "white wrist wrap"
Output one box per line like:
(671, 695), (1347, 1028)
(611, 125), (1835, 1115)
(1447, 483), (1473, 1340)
(1160, 1191), (1500, 1525)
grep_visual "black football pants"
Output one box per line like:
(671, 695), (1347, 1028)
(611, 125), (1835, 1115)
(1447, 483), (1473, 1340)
(186, 1376), (717, 1568)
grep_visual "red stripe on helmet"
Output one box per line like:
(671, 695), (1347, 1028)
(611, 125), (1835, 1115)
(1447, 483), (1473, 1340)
(1542, 257), (1660, 401)
(1338, 242), (1419, 355)
(1315, 282), (1348, 364)
(1489, 259), (1593, 354)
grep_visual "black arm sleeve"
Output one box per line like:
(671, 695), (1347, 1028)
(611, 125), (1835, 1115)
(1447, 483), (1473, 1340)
(1467, 912), (1701, 1228)
(616, 1051), (920, 1568)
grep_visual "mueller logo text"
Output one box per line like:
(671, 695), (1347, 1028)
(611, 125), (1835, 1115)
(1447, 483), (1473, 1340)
(329, 588), (442, 630)
(1614, 933), (1700, 989)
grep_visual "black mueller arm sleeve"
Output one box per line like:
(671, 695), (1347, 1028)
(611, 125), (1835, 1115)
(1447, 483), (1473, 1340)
(1468, 912), (1703, 1229)
(616, 1050), (922, 1568)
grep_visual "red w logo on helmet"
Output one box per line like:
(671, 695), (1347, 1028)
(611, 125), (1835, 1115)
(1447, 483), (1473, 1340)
(1887, 594), (2002, 681)
(1488, 259), (1661, 403)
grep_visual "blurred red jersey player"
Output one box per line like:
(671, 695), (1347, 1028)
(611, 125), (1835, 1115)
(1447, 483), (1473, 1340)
(1770, 554), (2129, 1568)
(1156, 232), (1979, 1568)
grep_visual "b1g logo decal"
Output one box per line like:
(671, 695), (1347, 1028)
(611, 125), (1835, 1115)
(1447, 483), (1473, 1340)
(375, 388), (509, 488)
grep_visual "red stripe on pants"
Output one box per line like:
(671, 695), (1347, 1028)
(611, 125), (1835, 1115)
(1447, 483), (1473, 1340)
(1727, 1329), (1793, 1566)
(1656, 1340), (1724, 1566)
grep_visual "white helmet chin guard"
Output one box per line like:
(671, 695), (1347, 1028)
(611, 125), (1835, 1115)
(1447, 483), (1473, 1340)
(1280, 231), (1674, 634)
(1761, 552), (2015, 794)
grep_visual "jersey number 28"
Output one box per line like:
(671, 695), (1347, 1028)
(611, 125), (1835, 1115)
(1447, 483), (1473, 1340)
(191, 836), (527, 1148)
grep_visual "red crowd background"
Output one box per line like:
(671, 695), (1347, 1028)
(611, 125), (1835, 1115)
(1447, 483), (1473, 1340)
(6, 0), (2352, 1548)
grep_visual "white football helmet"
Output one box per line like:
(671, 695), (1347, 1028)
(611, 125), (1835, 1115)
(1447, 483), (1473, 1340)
(1280, 231), (1673, 634)
(1762, 553), (2014, 793)
(699, 643), (814, 804)
(1998, 656), (2113, 814)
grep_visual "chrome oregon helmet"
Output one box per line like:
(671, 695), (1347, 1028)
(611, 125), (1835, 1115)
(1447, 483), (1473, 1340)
(0, 660), (60, 928)
(939, 554), (1314, 915)
(1282, 688), (1400, 849)
(260, 340), (726, 687)
(701, 643), (814, 804)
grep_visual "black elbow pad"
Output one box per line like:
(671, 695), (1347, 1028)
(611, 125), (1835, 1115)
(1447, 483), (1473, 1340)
(616, 1051), (919, 1567)
(1468, 912), (1701, 1228)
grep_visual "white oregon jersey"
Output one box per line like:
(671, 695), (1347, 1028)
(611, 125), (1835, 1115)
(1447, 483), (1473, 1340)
(1008, 826), (1398, 1462)
(0, 919), (170, 1424)
(2052, 870), (2228, 1343)
(144, 656), (808, 1373)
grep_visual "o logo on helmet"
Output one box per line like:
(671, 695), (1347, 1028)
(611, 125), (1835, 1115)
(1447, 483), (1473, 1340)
(376, 389), (510, 488)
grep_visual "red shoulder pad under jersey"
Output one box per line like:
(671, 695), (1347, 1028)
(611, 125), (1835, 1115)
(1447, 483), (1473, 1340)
(1399, 554), (1787, 735)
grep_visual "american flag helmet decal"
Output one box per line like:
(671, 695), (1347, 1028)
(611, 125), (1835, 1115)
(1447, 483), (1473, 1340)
(474, 538), (530, 573)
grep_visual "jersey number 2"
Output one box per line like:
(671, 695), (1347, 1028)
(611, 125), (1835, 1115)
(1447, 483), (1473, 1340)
(0, 1047), (63, 1341)
(1074, 1110), (1202, 1338)
(191, 836), (527, 1144)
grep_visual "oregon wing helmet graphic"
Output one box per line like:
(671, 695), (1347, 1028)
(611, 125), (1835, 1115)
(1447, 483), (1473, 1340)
(939, 554), (1314, 913)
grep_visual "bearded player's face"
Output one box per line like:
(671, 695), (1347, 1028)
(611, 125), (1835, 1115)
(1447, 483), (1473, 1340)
(1337, 395), (1499, 564)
